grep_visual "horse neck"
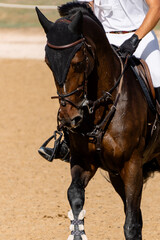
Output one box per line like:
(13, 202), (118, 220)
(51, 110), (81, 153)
(83, 15), (121, 99)
(96, 41), (121, 98)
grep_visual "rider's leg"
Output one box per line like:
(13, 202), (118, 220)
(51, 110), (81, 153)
(155, 87), (160, 104)
(155, 87), (160, 117)
(134, 31), (160, 96)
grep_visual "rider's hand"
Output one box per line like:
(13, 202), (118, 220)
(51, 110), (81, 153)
(119, 34), (141, 58)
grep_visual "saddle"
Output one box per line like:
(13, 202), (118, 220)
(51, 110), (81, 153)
(129, 56), (156, 113)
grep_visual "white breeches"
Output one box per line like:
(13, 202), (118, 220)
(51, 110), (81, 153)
(106, 31), (160, 88)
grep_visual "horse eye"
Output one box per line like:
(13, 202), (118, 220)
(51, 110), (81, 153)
(72, 61), (85, 72)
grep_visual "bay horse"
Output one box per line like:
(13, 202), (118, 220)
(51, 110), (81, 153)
(36, 2), (160, 240)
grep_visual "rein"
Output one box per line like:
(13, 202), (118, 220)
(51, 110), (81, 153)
(51, 86), (84, 109)
(87, 56), (129, 152)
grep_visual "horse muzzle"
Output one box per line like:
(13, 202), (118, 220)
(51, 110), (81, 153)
(58, 107), (83, 130)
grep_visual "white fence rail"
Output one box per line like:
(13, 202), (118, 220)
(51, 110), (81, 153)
(0, 3), (57, 9)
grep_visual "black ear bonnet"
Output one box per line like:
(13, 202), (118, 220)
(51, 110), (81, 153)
(46, 19), (84, 87)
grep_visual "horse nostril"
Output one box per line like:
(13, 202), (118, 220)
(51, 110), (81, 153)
(72, 116), (82, 126)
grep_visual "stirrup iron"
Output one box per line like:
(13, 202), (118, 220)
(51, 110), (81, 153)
(38, 130), (63, 162)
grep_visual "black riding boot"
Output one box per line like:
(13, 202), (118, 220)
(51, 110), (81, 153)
(155, 87), (160, 103)
(38, 130), (70, 162)
(155, 87), (160, 116)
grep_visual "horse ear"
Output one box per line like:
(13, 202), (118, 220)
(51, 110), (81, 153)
(68, 11), (83, 35)
(35, 7), (54, 34)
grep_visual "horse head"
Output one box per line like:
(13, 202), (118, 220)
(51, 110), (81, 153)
(36, 7), (95, 130)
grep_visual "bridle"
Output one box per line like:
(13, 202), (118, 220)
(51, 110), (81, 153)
(47, 34), (129, 148)
(47, 38), (85, 49)
(48, 36), (127, 112)
(49, 37), (94, 111)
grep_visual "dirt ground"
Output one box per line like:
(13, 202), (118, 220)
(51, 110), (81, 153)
(0, 29), (160, 240)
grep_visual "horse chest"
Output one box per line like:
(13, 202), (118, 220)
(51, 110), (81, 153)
(99, 132), (128, 172)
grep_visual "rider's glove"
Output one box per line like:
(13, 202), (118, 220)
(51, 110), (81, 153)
(119, 34), (141, 58)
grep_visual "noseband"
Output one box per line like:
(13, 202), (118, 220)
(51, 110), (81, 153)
(48, 37), (93, 110)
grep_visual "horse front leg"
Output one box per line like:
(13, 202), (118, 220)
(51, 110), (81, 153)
(121, 153), (143, 240)
(67, 162), (97, 240)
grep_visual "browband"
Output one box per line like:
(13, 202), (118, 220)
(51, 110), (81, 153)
(47, 38), (85, 49)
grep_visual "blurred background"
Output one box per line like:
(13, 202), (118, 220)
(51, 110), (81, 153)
(0, 1), (68, 59)
(0, 0), (66, 28)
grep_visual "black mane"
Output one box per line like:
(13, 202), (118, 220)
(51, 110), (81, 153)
(58, 1), (103, 30)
